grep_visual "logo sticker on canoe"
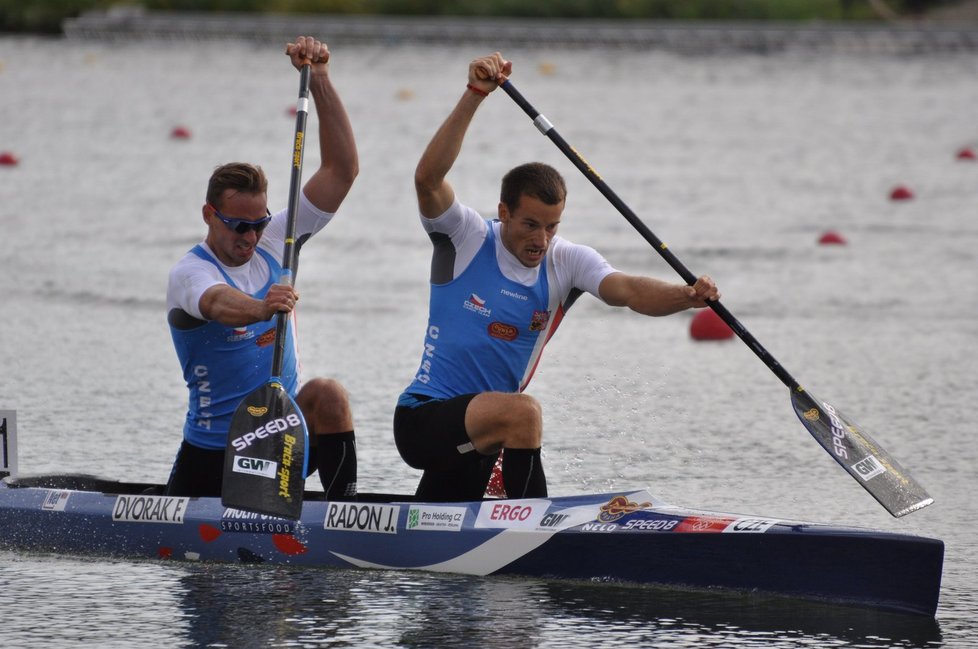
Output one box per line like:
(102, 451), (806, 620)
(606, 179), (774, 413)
(112, 495), (189, 524)
(221, 507), (296, 534)
(675, 515), (737, 533)
(475, 500), (549, 529)
(722, 517), (778, 533)
(407, 505), (465, 532)
(597, 495), (655, 523)
(42, 490), (70, 512)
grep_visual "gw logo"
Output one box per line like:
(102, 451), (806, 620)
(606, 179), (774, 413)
(232, 456), (277, 479)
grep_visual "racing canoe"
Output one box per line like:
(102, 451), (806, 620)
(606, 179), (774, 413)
(0, 473), (943, 617)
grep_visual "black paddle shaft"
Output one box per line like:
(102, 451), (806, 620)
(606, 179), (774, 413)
(499, 79), (933, 517)
(270, 64), (312, 378)
(500, 79), (800, 392)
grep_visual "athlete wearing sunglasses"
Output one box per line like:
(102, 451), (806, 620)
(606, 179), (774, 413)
(164, 36), (360, 503)
(207, 202), (273, 234)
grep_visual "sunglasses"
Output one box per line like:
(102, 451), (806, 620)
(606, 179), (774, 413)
(208, 203), (273, 234)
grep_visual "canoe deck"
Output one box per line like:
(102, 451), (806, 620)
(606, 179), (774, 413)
(0, 473), (943, 617)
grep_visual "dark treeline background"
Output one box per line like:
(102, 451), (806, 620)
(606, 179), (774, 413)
(0, 0), (967, 34)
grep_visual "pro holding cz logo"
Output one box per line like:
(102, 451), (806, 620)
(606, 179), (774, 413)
(232, 455), (278, 479)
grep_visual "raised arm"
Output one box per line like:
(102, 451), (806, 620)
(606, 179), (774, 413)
(599, 272), (720, 317)
(285, 36), (359, 213)
(415, 52), (512, 219)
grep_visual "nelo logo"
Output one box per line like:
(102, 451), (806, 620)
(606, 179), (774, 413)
(488, 322), (518, 341)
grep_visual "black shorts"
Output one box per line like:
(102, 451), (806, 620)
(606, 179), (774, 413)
(393, 393), (487, 471)
(394, 393), (498, 501)
(164, 439), (319, 498)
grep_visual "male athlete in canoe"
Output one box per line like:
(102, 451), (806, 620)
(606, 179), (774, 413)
(394, 52), (720, 502)
(165, 37), (359, 499)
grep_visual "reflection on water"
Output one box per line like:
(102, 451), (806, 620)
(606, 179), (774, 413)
(0, 554), (943, 648)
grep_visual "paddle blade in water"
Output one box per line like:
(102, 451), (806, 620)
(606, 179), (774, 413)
(790, 389), (932, 517)
(222, 382), (308, 519)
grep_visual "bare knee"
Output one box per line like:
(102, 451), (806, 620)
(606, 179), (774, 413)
(296, 377), (353, 433)
(467, 392), (542, 450)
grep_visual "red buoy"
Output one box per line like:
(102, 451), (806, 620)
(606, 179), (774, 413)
(818, 230), (847, 245)
(170, 126), (192, 139)
(956, 147), (976, 161)
(0, 151), (19, 166)
(889, 185), (914, 201)
(690, 309), (734, 341)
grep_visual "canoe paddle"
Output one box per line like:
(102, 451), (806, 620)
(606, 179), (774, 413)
(498, 78), (932, 518)
(221, 64), (313, 519)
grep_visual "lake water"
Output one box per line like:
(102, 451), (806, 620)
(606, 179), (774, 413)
(1, 32), (976, 647)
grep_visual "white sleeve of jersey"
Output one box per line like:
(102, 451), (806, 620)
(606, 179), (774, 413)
(167, 255), (225, 320)
(260, 192), (335, 262)
(548, 237), (618, 303)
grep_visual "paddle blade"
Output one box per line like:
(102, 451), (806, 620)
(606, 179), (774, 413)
(790, 389), (932, 517)
(222, 382), (308, 519)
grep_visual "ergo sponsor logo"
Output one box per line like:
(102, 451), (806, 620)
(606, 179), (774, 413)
(475, 500), (549, 529)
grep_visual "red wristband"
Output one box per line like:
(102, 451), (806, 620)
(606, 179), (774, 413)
(466, 83), (489, 97)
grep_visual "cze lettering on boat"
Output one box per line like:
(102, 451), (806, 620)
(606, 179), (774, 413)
(112, 495), (188, 524)
(324, 502), (399, 534)
(229, 413), (302, 452)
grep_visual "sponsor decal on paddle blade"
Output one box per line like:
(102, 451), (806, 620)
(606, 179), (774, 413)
(790, 389), (932, 517)
(222, 382), (308, 519)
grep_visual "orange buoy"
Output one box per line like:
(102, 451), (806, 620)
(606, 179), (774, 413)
(889, 185), (914, 201)
(170, 126), (192, 139)
(956, 147), (976, 160)
(690, 309), (734, 341)
(286, 105), (297, 116)
(818, 230), (847, 245)
(0, 151), (19, 166)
